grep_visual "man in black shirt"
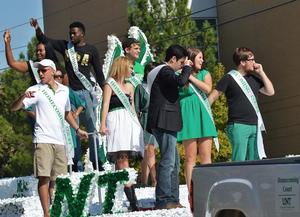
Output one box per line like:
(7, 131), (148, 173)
(208, 47), (274, 161)
(31, 18), (104, 169)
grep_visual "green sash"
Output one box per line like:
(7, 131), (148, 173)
(29, 60), (41, 83)
(107, 78), (141, 126)
(67, 42), (93, 91)
(67, 42), (106, 163)
(40, 87), (74, 164)
(189, 83), (220, 151)
(228, 70), (266, 159)
(128, 75), (141, 89)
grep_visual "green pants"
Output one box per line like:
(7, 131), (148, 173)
(227, 123), (259, 161)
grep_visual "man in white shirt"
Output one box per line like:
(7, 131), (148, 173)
(11, 59), (88, 217)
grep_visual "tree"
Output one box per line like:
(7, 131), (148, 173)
(128, 0), (198, 62)
(0, 38), (36, 177)
(0, 69), (32, 177)
(27, 37), (38, 60)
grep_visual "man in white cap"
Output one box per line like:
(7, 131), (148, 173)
(11, 59), (88, 217)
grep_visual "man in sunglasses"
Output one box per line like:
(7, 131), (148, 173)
(209, 47), (274, 161)
(11, 59), (88, 217)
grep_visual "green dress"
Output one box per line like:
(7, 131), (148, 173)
(177, 69), (217, 142)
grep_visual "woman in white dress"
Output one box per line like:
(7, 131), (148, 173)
(100, 56), (143, 211)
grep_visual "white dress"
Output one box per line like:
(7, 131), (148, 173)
(106, 95), (144, 162)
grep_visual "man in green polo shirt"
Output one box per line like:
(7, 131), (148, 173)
(122, 38), (144, 88)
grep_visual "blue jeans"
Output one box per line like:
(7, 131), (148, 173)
(75, 89), (100, 166)
(152, 129), (180, 207)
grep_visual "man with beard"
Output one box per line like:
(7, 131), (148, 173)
(208, 47), (274, 161)
(30, 18), (104, 170)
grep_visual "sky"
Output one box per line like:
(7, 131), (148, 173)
(0, 0), (44, 71)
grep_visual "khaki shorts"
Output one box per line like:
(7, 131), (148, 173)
(34, 143), (67, 181)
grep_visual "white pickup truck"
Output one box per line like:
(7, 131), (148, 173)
(190, 157), (300, 217)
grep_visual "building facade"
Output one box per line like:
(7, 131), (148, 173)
(216, 0), (300, 157)
(42, 0), (128, 62)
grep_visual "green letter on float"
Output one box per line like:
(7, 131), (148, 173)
(98, 170), (129, 214)
(50, 173), (95, 217)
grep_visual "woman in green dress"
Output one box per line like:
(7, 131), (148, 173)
(178, 48), (217, 191)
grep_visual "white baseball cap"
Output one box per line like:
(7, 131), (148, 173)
(33, 59), (56, 71)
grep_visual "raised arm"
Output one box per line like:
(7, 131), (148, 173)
(30, 18), (66, 55)
(30, 18), (43, 37)
(3, 30), (28, 73)
(11, 91), (35, 111)
(254, 63), (275, 96)
(161, 60), (193, 87)
(91, 46), (105, 89)
(188, 72), (213, 94)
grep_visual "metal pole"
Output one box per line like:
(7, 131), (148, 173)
(69, 165), (72, 175)
(92, 132), (102, 205)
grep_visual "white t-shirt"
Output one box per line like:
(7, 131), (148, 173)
(23, 82), (71, 145)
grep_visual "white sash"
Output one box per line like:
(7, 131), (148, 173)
(128, 75), (141, 88)
(67, 42), (102, 125)
(141, 83), (149, 95)
(29, 60), (41, 83)
(107, 78), (141, 126)
(146, 64), (166, 94)
(228, 70), (266, 159)
(67, 42), (93, 91)
(189, 83), (220, 151)
(67, 42), (107, 164)
(40, 87), (74, 164)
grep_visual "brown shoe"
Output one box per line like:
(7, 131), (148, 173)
(164, 203), (185, 209)
(175, 203), (185, 208)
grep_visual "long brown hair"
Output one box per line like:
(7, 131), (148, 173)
(187, 47), (204, 72)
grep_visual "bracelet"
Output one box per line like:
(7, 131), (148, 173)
(75, 127), (80, 134)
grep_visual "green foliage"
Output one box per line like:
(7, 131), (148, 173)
(27, 37), (38, 60)
(199, 20), (218, 73)
(128, 0), (198, 62)
(0, 39), (35, 178)
(0, 115), (32, 177)
(19, 52), (25, 60)
(0, 69), (31, 134)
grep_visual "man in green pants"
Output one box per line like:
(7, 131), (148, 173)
(208, 47), (274, 161)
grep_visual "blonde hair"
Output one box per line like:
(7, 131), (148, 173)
(108, 56), (131, 81)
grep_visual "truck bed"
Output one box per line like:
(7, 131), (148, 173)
(192, 157), (300, 217)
